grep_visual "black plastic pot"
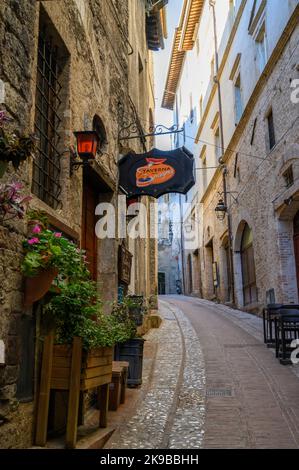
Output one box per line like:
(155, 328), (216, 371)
(114, 338), (145, 386)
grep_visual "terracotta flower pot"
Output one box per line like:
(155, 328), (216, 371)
(24, 267), (58, 307)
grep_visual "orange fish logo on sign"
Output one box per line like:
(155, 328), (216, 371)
(136, 158), (176, 188)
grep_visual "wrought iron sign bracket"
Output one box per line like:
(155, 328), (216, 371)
(118, 123), (184, 142)
(117, 100), (185, 151)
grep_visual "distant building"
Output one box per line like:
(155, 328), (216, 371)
(163, 0), (299, 312)
(158, 193), (183, 294)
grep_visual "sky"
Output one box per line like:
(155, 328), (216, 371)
(153, 0), (183, 150)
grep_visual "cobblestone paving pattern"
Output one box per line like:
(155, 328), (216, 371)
(106, 301), (206, 449)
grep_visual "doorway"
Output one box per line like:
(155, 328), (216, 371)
(158, 272), (166, 295)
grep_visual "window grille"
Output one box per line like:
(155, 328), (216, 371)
(32, 29), (62, 208)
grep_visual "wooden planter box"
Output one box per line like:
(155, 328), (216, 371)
(51, 345), (113, 391)
(35, 334), (113, 449)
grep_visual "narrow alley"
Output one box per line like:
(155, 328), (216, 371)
(107, 296), (299, 449)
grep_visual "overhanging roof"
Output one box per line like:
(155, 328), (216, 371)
(179, 0), (205, 50)
(161, 28), (185, 110)
(161, 0), (205, 110)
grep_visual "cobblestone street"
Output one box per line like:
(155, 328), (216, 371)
(106, 296), (299, 449)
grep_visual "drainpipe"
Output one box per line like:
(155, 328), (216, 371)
(209, 0), (235, 304)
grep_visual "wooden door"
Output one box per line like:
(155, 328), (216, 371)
(82, 180), (98, 280)
(293, 211), (299, 296)
(158, 272), (166, 295)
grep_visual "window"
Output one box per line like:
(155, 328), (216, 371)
(199, 95), (203, 121)
(196, 36), (200, 56)
(241, 223), (257, 305)
(234, 74), (243, 124)
(255, 23), (267, 73)
(32, 20), (67, 208)
(190, 93), (194, 123)
(229, 0), (236, 19)
(138, 54), (144, 112)
(214, 127), (221, 163)
(283, 166), (294, 188)
(267, 109), (276, 150)
(202, 155), (207, 191)
(211, 56), (215, 80)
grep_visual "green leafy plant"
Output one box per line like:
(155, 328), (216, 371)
(21, 223), (89, 281)
(44, 281), (133, 349)
(111, 297), (140, 341)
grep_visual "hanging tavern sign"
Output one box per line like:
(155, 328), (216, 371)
(118, 147), (195, 198)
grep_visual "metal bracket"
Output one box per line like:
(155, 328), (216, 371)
(217, 190), (239, 203)
(69, 146), (92, 176)
(117, 100), (184, 148)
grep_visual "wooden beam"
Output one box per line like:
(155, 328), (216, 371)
(35, 332), (54, 447)
(66, 337), (82, 449)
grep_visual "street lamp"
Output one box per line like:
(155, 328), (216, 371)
(70, 130), (100, 174)
(215, 198), (227, 221)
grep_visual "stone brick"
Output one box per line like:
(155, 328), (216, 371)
(0, 0), (158, 448)
(0, 384), (16, 401)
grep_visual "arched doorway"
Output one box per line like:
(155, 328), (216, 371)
(241, 223), (257, 305)
(293, 211), (299, 296)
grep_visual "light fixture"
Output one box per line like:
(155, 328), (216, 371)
(215, 198), (227, 220)
(70, 130), (100, 174)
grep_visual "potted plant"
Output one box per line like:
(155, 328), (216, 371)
(21, 215), (89, 306)
(0, 110), (36, 177)
(126, 294), (145, 326)
(0, 181), (31, 224)
(112, 297), (145, 387)
(35, 279), (133, 448)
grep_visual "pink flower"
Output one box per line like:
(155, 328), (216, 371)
(28, 237), (40, 245)
(54, 232), (62, 238)
(32, 224), (41, 234)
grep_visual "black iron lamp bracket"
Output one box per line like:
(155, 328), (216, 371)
(217, 190), (239, 203)
(69, 146), (93, 176)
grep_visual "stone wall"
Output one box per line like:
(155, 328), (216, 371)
(200, 20), (299, 313)
(0, 0), (157, 448)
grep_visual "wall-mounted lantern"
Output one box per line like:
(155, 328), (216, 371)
(70, 130), (100, 174)
(215, 198), (227, 221)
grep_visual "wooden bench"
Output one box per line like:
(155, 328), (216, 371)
(109, 361), (129, 410)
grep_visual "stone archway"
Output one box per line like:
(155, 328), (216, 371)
(220, 235), (232, 303)
(234, 220), (257, 308)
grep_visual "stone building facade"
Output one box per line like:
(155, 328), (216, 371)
(0, 0), (166, 448)
(163, 0), (299, 312)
